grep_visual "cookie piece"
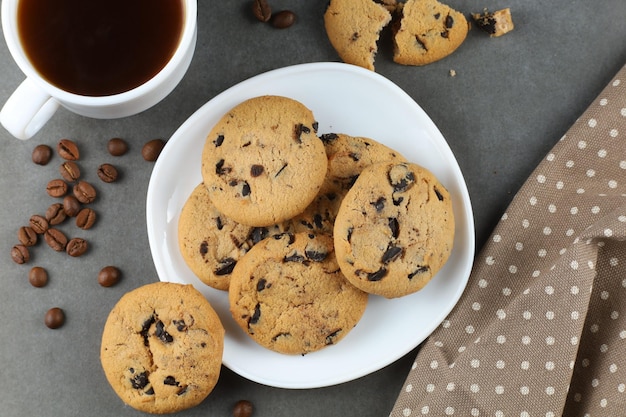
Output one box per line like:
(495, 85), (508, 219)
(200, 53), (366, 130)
(324, 0), (394, 71)
(392, 0), (469, 66)
(178, 183), (290, 290)
(201, 95), (327, 227)
(291, 133), (407, 235)
(472, 8), (514, 37)
(228, 232), (368, 355)
(333, 162), (455, 298)
(100, 282), (225, 414)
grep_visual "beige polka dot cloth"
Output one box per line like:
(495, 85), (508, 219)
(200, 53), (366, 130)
(391, 64), (626, 417)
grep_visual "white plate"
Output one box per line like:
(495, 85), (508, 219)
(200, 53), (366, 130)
(146, 62), (475, 389)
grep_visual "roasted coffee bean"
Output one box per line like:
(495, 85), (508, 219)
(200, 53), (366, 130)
(107, 137), (128, 156)
(59, 161), (81, 182)
(44, 228), (68, 251)
(271, 10), (296, 29)
(45, 203), (67, 225)
(63, 195), (82, 217)
(98, 266), (121, 287)
(66, 237), (88, 257)
(29, 214), (49, 234)
(29, 266), (48, 287)
(18, 226), (38, 246)
(233, 399), (254, 417)
(73, 181), (96, 204)
(76, 207), (96, 229)
(142, 139), (165, 161)
(252, 0), (271, 22)
(57, 138), (80, 160)
(46, 179), (68, 197)
(32, 144), (52, 165)
(11, 244), (30, 264)
(45, 307), (65, 329)
(97, 163), (119, 183)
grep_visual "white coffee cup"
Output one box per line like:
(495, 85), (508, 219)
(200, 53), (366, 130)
(0, 0), (197, 140)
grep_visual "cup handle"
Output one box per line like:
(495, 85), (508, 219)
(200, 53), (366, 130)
(0, 78), (60, 140)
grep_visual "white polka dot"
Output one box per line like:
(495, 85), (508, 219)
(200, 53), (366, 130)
(571, 311), (580, 320)
(577, 188), (585, 194)
(403, 407), (412, 416)
(605, 228), (614, 237)
(582, 358), (590, 367)
(590, 324), (600, 333)
(496, 360), (505, 369)
(566, 159), (575, 168)
(522, 336), (531, 345)
(548, 204), (557, 213)
(523, 311), (532, 320)
(618, 383), (625, 393)
(621, 107), (626, 116)
(614, 79), (622, 87)
(532, 270), (541, 277)
(515, 242), (524, 251)
(472, 302), (481, 311)
(546, 311), (555, 320)
(493, 234), (502, 242)
(621, 161), (626, 170)
(588, 118), (597, 128)
(601, 291), (610, 300)
(520, 386), (530, 395)
(478, 279), (488, 288)
(570, 206), (579, 214)
(610, 364), (618, 373)
(592, 206), (601, 214)
(566, 228), (575, 236)
(445, 407), (454, 415)
(502, 287), (512, 296)
(458, 346), (466, 353)
(546, 336), (555, 345)
(495, 385), (505, 394)
(578, 140), (588, 149)
(546, 386), (555, 395)
(611, 311), (619, 320)
(537, 174), (546, 183)
(470, 384), (480, 393)
(486, 256), (495, 265)
(497, 335), (506, 344)
(543, 227), (552, 235)
(598, 149), (608, 157)
(522, 219), (530, 228)
(571, 286), (580, 294)
(592, 379), (600, 387)
(430, 360), (439, 369)
(406, 384), (413, 393)
(571, 336), (579, 345)
(446, 382), (455, 391)
(521, 361), (530, 370)
(420, 406), (428, 415)
(538, 249), (547, 257)
(600, 398), (608, 407)
(600, 98), (608, 106)
(547, 153), (555, 161)
(470, 409), (479, 417)
(587, 169), (596, 177)
(610, 129), (619, 137)
(471, 359), (480, 368)
(545, 286), (554, 295)
(600, 344), (608, 353)
(608, 179), (618, 188)
(570, 260), (579, 270)
(465, 325), (475, 334)
(610, 257), (619, 266)
(509, 265), (518, 274)
(529, 196), (538, 206)
(545, 361), (555, 371)
(426, 383), (435, 392)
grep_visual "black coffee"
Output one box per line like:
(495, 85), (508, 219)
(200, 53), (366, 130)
(17, 0), (184, 96)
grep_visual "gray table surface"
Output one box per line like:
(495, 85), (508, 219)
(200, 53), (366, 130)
(2, 1), (625, 416)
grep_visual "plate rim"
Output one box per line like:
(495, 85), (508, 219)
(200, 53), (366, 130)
(146, 61), (475, 389)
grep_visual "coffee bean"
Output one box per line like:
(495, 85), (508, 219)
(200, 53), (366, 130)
(59, 161), (81, 182)
(45, 203), (67, 225)
(107, 137), (128, 156)
(98, 266), (121, 287)
(18, 226), (38, 246)
(73, 181), (96, 204)
(29, 214), (49, 234)
(97, 163), (118, 183)
(252, 0), (271, 22)
(76, 208), (97, 230)
(66, 237), (88, 257)
(44, 228), (68, 251)
(63, 195), (81, 217)
(45, 307), (65, 329)
(32, 144), (52, 165)
(29, 266), (48, 287)
(271, 10), (296, 29)
(233, 400), (254, 417)
(142, 139), (166, 161)
(46, 179), (68, 197)
(57, 138), (80, 160)
(11, 244), (30, 264)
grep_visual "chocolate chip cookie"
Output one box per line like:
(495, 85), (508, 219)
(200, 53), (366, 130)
(333, 161), (455, 298)
(201, 95), (327, 227)
(178, 183), (291, 290)
(291, 133), (407, 235)
(100, 282), (225, 414)
(392, 0), (469, 66)
(228, 232), (368, 355)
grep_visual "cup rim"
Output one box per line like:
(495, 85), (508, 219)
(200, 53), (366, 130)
(1, 0), (197, 106)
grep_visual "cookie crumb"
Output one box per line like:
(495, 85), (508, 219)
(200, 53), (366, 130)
(472, 8), (514, 37)
(449, 69), (457, 77)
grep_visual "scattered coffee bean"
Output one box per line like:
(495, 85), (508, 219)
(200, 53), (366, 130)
(44, 228), (68, 251)
(271, 10), (296, 29)
(45, 203), (67, 225)
(66, 237), (88, 257)
(63, 195), (82, 217)
(32, 144), (52, 165)
(29, 266), (48, 287)
(252, 0), (271, 22)
(97, 163), (119, 183)
(11, 244), (30, 264)
(59, 161), (81, 182)
(142, 139), (166, 161)
(76, 207), (96, 230)
(73, 180), (96, 204)
(45, 307), (65, 329)
(107, 137), (128, 156)
(233, 400), (254, 417)
(18, 226), (38, 246)
(29, 214), (49, 234)
(98, 266), (121, 287)
(57, 138), (80, 160)
(46, 178), (68, 198)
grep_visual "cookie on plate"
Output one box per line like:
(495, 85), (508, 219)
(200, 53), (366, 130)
(201, 95), (327, 227)
(333, 161), (455, 298)
(291, 133), (407, 235)
(324, 0), (394, 71)
(392, 0), (469, 66)
(100, 282), (224, 414)
(228, 232), (368, 355)
(178, 183), (290, 290)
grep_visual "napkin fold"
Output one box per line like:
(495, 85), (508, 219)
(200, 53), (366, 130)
(391, 63), (626, 416)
